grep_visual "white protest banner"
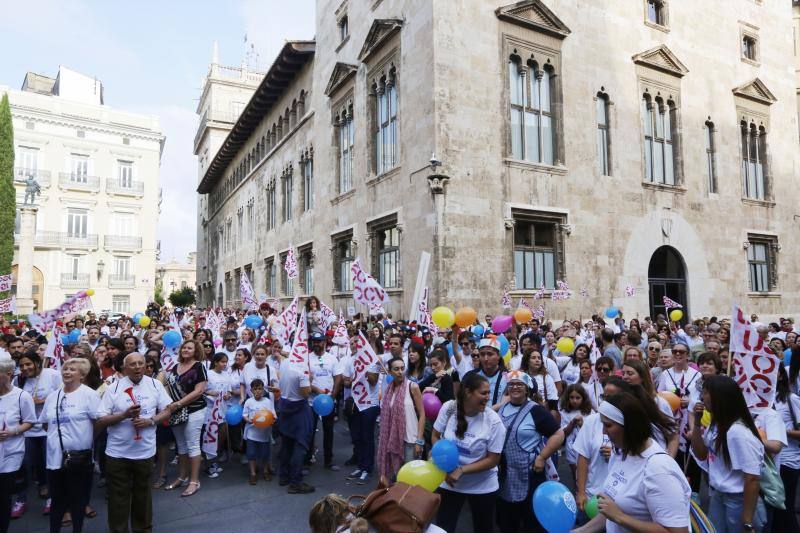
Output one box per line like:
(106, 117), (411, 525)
(29, 290), (93, 332)
(416, 287), (438, 336)
(350, 331), (380, 412)
(351, 258), (389, 308)
(518, 298), (532, 312)
(332, 311), (349, 346)
(240, 271), (257, 310)
(730, 304), (780, 409)
(201, 386), (227, 458)
(319, 300), (337, 329)
(272, 296), (299, 347)
(161, 346), (178, 373)
(288, 308), (309, 371)
(45, 326), (65, 371)
(0, 296), (15, 314)
(0, 274), (11, 292)
(501, 286), (512, 310)
(284, 247), (298, 280)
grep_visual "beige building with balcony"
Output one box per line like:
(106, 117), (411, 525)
(156, 253), (197, 299)
(196, 0), (799, 321)
(3, 66), (164, 314)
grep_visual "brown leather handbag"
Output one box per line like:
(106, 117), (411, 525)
(349, 479), (441, 533)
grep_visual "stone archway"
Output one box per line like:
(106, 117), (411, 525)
(647, 246), (688, 321)
(12, 265), (44, 312)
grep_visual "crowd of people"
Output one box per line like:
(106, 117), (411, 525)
(0, 301), (798, 533)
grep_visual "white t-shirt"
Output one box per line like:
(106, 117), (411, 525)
(432, 400), (506, 494)
(572, 412), (610, 497)
(279, 359), (311, 402)
(559, 409), (587, 464)
(19, 368), (62, 437)
(40, 385), (101, 470)
(451, 354), (475, 379)
(602, 441), (691, 533)
(703, 422), (763, 493)
(243, 396), (276, 442)
(656, 366), (701, 396)
(0, 387), (37, 473)
(544, 357), (562, 384)
(753, 408), (788, 468)
(206, 369), (229, 409)
(558, 359), (581, 386)
(776, 394), (800, 469)
(242, 361), (277, 400)
(532, 374), (559, 405)
(98, 376), (173, 460)
(581, 381), (604, 411)
(309, 351), (342, 396)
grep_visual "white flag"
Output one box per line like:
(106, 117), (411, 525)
(351, 258), (389, 308)
(240, 271), (257, 310)
(201, 386), (227, 458)
(730, 304), (780, 409)
(288, 308), (309, 371)
(351, 332), (380, 412)
(272, 296), (299, 347)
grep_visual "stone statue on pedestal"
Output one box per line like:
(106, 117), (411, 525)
(24, 176), (41, 205)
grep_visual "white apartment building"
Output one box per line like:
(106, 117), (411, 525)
(3, 66), (164, 315)
(156, 252), (197, 298)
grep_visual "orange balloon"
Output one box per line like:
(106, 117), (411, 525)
(253, 409), (275, 428)
(454, 307), (477, 328)
(658, 391), (681, 412)
(514, 308), (533, 324)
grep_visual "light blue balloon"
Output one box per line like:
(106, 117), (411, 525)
(386, 374), (394, 385)
(163, 330), (182, 349)
(785, 349), (792, 367)
(244, 315), (263, 329)
(133, 312), (144, 322)
(604, 306), (619, 319)
(225, 404), (243, 425)
(446, 342), (454, 357)
(472, 325), (485, 338)
(313, 394), (334, 417)
(431, 439), (459, 473)
(497, 334), (510, 356)
(68, 329), (81, 343)
(61, 334), (71, 345)
(533, 481), (577, 533)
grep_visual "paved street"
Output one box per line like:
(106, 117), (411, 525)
(11, 420), (485, 532)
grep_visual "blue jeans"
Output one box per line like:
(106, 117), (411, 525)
(279, 436), (307, 485)
(246, 439), (271, 462)
(708, 489), (766, 533)
(352, 406), (379, 473)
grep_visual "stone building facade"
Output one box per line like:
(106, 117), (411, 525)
(3, 66), (163, 315)
(196, 0), (799, 321)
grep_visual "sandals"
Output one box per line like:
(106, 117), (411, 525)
(85, 506), (97, 518)
(181, 481), (201, 497)
(164, 477), (188, 491)
(61, 512), (72, 527)
(152, 476), (167, 489)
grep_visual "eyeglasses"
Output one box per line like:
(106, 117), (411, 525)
(224, 338), (237, 343)
(507, 382), (526, 388)
(596, 367), (611, 372)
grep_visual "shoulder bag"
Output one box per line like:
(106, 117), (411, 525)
(751, 417), (786, 510)
(167, 369), (189, 426)
(56, 389), (94, 471)
(349, 480), (440, 533)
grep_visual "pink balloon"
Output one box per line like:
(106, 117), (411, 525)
(213, 338), (222, 347)
(422, 392), (442, 420)
(491, 315), (513, 334)
(688, 362), (699, 371)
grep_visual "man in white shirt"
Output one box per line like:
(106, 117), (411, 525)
(97, 353), (174, 533)
(278, 358), (314, 494)
(86, 325), (101, 353)
(306, 333), (343, 471)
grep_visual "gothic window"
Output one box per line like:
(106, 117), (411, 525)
(705, 121), (717, 193)
(372, 68), (398, 175)
(299, 245), (314, 295)
(332, 231), (355, 292)
(508, 58), (556, 165)
(747, 235), (778, 292)
(741, 121), (768, 200)
(301, 149), (313, 211)
(282, 166), (293, 222)
(335, 101), (354, 194)
(642, 94), (677, 185)
(370, 216), (400, 289)
(596, 92), (611, 175)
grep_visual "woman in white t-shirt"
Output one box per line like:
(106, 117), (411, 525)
(40, 358), (101, 533)
(0, 356), (36, 532)
(432, 372), (506, 533)
(691, 375), (766, 533)
(573, 392), (691, 533)
(521, 351), (559, 421)
(204, 352), (231, 468)
(772, 364), (800, 531)
(15, 351), (61, 506)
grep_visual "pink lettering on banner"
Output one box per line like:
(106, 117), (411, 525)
(730, 303), (779, 409)
(288, 308), (309, 370)
(350, 259), (389, 309)
(351, 331), (378, 412)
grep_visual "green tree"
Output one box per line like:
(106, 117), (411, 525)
(168, 287), (195, 307)
(0, 94), (15, 285)
(154, 279), (165, 306)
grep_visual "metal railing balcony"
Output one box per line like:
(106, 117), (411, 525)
(59, 173), (101, 192)
(60, 273), (90, 288)
(108, 275), (136, 288)
(106, 178), (144, 196)
(104, 235), (142, 251)
(34, 231), (99, 248)
(14, 167), (51, 186)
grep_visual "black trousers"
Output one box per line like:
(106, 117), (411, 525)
(496, 470), (548, 533)
(49, 467), (93, 533)
(435, 488), (496, 533)
(0, 471), (14, 533)
(306, 412), (335, 465)
(774, 464), (799, 532)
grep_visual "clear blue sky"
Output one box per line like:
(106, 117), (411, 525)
(0, 0), (315, 262)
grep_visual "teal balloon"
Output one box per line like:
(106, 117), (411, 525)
(68, 329), (81, 344)
(533, 481), (576, 533)
(472, 325), (485, 338)
(133, 313), (144, 322)
(386, 374), (394, 385)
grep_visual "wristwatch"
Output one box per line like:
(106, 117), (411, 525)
(415, 439), (425, 446)
(742, 523), (754, 531)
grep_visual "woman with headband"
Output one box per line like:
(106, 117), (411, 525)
(573, 392), (690, 533)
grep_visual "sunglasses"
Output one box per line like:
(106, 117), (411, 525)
(203, 344), (213, 348)
(459, 342), (471, 347)
(673, 349), (688, 355)
(648, 347), (661, 352)
(471, 354), (480, 359)
(596, 367), (611, 372)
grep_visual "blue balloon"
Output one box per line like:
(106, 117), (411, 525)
(244, 315), (263, 329)
(446, 342), (454, 357)
(313, 394), (334, 417)
(133, 312), (144, 322)
(386, 374), (394, 385)
(68, 329), (81, 343)
(785, 348), (792, 367)
(497, 334), (510, 356)
(472, 325), (485, 338)
(61, 334), (71, 345)
(225, 404), (243, 425)
(604, 306), (619, 319)
(431, 439), (460, 473)
(533, 481), (577, 533)
(163, 330), (182, 349)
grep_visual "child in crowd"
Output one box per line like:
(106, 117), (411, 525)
(559, 384), (594, 481)
(242, 379), (277, 484)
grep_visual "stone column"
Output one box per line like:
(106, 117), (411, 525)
(427, 174), (450, 304)
(16, 206), (37, 315)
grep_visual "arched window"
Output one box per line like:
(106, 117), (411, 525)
(704, 120), (716, 193)
(741, 121), (767, 200)
(507, 58), (555, 165)
(596, 92), (610, 175)
(373, 68), (398, 175)
(642, 94), (676, 185)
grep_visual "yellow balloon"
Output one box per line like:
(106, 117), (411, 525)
(431, 307), (455, 329)
(503, 351), (512, 365)
(454, 307), (477, 328)
(556, 337), (575, 354)
(700, 409), (711, 428)
(669, 309), (683, 322)
(396, 460), (446, 492)
(139, 316), (151, 327)
(86, 289), (95, 296)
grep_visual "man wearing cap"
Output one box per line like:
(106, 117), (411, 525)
(278, 355), (314, 494)
(175, 307), (188, 328)
(465, 338), (509, 409)
(306, 332), (343, 470)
